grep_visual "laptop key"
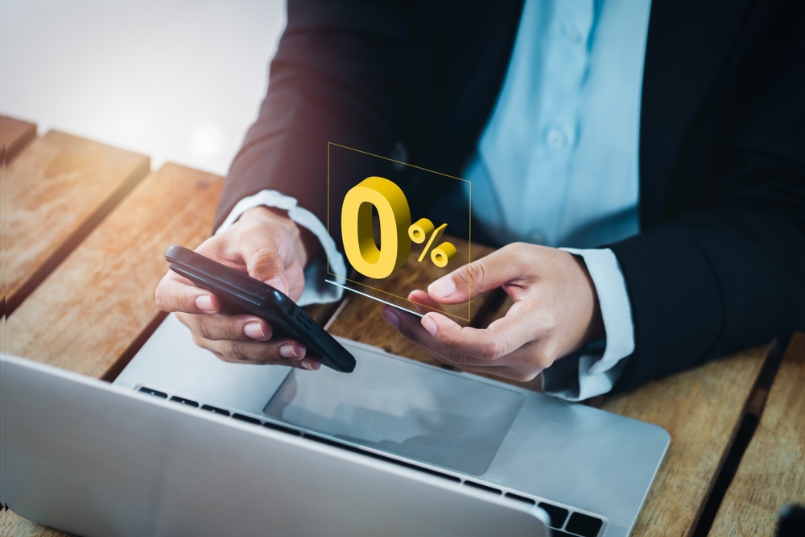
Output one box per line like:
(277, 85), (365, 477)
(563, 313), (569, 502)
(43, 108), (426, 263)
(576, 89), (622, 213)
(505, 492), (535, 505)
(169, 396), (199, 407)
(549, 532), (576, 537)
(463, 481), (501, 495)
(565, 512), (604, 537)
(200, 404), (230, 416)
(232, 413), (262, 425)
(263, 421), (302, 436)
(138, 387), (167, 399)
(537, 502), (569, 528)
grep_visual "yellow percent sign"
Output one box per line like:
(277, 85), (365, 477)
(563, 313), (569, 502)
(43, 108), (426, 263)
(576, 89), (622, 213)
(341, 176), (457, 279)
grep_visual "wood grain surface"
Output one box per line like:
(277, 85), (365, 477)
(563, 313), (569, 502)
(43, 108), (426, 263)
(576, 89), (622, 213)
(327, 238), (499, 367)
(5, 163), (221, 379)
(4, 131), (150, 314)
(603, 343), (772, 537)
(708, 333), (805, 537)
(0, 116), (36, 163)
(2, 118), (37, 316)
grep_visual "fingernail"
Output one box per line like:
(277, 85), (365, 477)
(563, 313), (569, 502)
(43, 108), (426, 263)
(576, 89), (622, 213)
(382, 308), (399, 329)
(421, 315), (438, 336)
(280, 343), (305, 358)
(300, 359), (320, 371)
(266, 277), (288, 295)
(195, 295), (215, 312)
(428, 278), (456, 298)
(244, 322), (265, 340)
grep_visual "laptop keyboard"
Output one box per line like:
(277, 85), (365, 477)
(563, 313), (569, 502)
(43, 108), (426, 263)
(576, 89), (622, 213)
(566, 513), (605, 536)
(538, 502), (570, 527)
(138, 386), (607, 537)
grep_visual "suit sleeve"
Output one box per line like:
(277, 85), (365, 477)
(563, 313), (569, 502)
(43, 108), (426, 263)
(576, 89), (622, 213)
(213, 0), (419, 234)
(609, 0), (805, 392)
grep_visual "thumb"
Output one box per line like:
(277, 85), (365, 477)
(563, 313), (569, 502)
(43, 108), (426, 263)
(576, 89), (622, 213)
(239, 234), (292, 295)
(427, 248), (520, 304)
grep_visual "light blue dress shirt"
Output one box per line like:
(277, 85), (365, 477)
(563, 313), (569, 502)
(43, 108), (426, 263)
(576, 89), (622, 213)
(218, 0), (653, 400)
(466, 0), (649, 249)
(458, 0), (652, 399)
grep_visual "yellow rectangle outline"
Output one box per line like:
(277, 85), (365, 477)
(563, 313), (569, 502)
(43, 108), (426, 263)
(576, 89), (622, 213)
(326, 142), (473, 322)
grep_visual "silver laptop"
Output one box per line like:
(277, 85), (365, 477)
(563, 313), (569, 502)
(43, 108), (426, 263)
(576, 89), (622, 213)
(1, 314), (669, 536)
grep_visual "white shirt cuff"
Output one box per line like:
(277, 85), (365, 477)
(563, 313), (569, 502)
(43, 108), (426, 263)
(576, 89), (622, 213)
(215, 190), (347, 307)
(541, 248), (635, 401)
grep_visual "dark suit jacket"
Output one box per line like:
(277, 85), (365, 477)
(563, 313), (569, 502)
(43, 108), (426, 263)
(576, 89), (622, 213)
(214, 0), (805, 392)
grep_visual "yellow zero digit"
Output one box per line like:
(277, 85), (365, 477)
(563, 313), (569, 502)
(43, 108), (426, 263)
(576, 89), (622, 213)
(341, 176), (412, 279)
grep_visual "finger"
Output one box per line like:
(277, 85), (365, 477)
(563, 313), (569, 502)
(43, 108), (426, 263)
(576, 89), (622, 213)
(383, 307), (490, 367)
(419, 310), (536, 361)
(282, 258), (306, 302)
(407, 289), (443, 315)
(194, 335), (321, 370)
(202, 227), (292, 295)
(384, 306), (550, 371)
(177, 312), (274, 342)
(426, 244), (526, 304)
(237, 226), (297, 294)
(155, 273), (220, 314)
(385, 302), (556, 371)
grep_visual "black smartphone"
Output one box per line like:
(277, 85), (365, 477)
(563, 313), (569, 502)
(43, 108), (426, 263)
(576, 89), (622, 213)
(165, 245), (355, 373)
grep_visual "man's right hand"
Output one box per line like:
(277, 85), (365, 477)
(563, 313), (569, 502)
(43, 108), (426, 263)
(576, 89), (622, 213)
(154, 206), (322, 370)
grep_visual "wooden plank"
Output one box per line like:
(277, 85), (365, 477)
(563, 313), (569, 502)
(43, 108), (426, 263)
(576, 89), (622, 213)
(0, 511), (76, 537)
(327, 238), (499, 367)
(2, 117), (38, 317)
(0, 116), (36, 163)
(603, 343), (771, 537)
(5, 163), (222, 379)
(708, 333), (805, 537)
(4, 130), (150, 314)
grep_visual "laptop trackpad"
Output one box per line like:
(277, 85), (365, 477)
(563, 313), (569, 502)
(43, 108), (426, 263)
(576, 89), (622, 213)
(263, 351), (525, 476)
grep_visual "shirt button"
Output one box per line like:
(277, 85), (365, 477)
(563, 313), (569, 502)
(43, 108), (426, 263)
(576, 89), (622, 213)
(564, 24), (582, 43)
(547, 129), (567, 148)
(529, 230), (548, 245)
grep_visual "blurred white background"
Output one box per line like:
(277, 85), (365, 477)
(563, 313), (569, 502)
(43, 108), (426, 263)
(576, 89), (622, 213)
(0, 0), (287, 175)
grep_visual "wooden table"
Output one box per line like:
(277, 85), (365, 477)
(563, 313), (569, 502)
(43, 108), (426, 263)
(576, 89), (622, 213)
(1, 118), (802, 537)
(708, 332), (805, 536)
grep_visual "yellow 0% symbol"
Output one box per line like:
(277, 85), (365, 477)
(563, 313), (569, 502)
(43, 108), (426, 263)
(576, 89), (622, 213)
(341, 176), (457, 280)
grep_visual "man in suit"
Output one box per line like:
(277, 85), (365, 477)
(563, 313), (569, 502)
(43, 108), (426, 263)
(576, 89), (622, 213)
(156, 0), (805, 399)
